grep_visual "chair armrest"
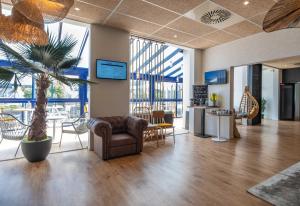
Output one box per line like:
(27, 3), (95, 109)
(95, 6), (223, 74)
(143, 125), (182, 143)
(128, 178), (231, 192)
(87, 118), (112, 140)
(61, 122), (74, 127)
(126, 116), (148, 152)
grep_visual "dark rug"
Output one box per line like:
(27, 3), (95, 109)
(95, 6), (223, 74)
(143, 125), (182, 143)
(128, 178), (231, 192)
(248, 162), (300, 206)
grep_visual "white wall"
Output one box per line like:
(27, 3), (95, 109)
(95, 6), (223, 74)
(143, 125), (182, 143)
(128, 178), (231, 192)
(233, 66), (248, 111)
(203, 29), (300, 70)
(182, 48), (203, 128)
(88, 25), (130, 150)
(262, 66), (280, 120)
(202, 29), (300, 109)
(89, 25), (130, 118)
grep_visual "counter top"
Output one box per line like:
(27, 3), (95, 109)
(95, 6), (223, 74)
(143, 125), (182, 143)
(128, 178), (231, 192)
(187, 106), (220, 109)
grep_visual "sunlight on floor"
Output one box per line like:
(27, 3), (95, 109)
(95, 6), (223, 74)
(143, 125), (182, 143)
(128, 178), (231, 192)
(0, 118), (187, 161)
(0, 126), (88, 161)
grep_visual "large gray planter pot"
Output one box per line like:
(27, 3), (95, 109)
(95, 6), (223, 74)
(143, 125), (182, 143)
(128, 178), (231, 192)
(21, 137), (52, 162)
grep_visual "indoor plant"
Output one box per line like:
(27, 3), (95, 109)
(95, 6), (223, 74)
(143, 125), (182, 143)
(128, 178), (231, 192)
(261, 98), (267, 119)
(0, 33), (90, 162)
(210, 93), (218, 107)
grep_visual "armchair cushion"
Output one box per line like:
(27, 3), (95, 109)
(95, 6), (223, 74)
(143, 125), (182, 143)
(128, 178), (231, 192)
(98, 116), (127, 134)
(127, 116), (148, 138)
(111, 133), (136, 147)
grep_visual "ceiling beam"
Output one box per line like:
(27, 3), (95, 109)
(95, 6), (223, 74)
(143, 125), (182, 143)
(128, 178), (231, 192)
(158, 56), (183, 75)
(147, 48), (182, 75)
(166, 67), (182, 77)
(135, 44), (168, 73)
(131, 41), (151, 63)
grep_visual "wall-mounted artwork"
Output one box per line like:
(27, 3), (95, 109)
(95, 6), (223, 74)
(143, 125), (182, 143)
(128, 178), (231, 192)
(205, 69), (227, 85)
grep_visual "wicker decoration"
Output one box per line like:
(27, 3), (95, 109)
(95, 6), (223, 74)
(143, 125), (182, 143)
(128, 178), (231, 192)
(0, 0), (48, 45)
(238, 86), (259, 120)
(11, 0), (74, 24)
(263, 0), (300, 32)
(11, 5), (48, 45)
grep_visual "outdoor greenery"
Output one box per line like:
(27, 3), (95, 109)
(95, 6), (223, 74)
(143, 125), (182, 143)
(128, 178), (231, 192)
(0, 33), (91, 141)
(261, 98), (267, 118)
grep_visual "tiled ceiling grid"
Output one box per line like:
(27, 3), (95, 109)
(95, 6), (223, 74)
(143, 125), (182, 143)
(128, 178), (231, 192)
(3, 0), (277, 49)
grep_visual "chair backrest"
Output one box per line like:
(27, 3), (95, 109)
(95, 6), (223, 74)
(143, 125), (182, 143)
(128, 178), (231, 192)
(0, 113), (29, 140)
(133, 106), (151, 122)
(73, 116), (89, 133)
(151, 110), (165, 124)
(98, 116), (127, 134)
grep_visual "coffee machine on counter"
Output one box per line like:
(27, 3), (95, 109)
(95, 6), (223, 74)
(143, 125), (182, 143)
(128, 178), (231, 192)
(192, 85), (208, 106)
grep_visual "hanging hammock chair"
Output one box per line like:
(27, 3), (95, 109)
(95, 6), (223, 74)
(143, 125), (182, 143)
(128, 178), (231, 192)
(238, 86), (260, 120)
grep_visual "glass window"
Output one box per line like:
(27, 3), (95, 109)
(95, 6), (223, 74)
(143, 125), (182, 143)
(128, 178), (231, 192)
(0, 75), (32, 98)
(47, 75), (79, 99)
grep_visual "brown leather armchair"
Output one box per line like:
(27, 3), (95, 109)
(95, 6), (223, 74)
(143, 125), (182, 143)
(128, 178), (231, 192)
(88, 116), (148, 160)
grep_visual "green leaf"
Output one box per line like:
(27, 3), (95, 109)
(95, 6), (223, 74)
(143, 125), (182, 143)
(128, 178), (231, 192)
(0, 67), (21, 93)
(0, 42), (47, 73)
(57, 57), (80, 70)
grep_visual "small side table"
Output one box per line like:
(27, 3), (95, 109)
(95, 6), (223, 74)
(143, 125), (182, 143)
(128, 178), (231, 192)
(143, 123), (161, 147)
(208, 113), (232, 142)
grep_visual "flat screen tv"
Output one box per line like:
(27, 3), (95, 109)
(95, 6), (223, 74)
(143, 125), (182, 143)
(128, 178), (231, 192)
(96, 59), (127, 80)
(205, 70), (227, 85)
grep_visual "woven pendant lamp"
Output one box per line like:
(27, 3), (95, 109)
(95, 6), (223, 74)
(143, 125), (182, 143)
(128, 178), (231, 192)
(10, 3), (48, 45)
(12, 0), (74, 24)
(0, 0), (48, 45)
(0, 0), (16, 41)
(263, 0), (300, 32)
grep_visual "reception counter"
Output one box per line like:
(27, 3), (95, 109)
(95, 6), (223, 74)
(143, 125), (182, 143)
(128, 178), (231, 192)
(188, 106), (233, 140)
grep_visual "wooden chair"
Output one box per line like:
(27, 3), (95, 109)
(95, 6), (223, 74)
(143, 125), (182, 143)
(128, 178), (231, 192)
(151, 110), (175, 144)
(133, 106), (160, 147)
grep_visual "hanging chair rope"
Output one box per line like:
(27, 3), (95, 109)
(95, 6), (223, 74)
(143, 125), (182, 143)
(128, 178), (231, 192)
(238, 86), (259, 120)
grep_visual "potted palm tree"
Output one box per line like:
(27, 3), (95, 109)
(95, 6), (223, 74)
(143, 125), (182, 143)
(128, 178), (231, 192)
(0, 33), (90, 162)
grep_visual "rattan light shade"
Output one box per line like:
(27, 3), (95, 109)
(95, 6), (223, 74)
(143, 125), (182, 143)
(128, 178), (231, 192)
(12, 0), (74, 24)
(10, 5), (48, 45)
(0, 0), (48, 45)
(263, 0), (300, 32)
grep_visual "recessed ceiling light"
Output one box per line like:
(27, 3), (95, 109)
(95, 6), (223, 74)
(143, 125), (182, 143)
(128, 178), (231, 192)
(173, 34), (178, 38)
(243, 1), (249, 5)
(74, 7), (80, 11)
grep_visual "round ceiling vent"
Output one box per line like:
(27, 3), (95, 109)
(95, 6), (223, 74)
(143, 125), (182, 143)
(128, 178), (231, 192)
(201, 9), (231, 24)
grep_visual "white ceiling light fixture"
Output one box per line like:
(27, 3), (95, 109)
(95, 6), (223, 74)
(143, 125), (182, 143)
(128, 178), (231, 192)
(244, 1), (250, 6)
(173, 34), (177, 38)
(185, 1), (244, 30)
(74, 7), (80, 11)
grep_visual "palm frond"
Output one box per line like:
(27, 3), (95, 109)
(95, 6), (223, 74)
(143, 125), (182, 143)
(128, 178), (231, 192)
(57, 57), (80, 70)
(49, 73), (94, 87)
(22, 32), (78, 68)
(0, 42), (47, 73)
(0, 67), (21, 93)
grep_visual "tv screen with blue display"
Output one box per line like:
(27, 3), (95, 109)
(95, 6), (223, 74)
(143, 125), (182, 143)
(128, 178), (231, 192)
(205, 70), (227, 85)
(96, 59), (127, 80)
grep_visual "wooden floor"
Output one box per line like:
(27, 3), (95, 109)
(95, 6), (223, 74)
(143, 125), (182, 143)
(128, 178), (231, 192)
(0, 120), (299, 206)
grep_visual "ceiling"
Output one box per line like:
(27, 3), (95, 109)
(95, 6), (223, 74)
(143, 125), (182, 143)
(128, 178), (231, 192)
(3, 0), (278, 49)
(264, 56), (300, 69)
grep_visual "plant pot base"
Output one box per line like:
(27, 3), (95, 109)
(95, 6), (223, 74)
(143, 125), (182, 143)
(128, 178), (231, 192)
(21, 137), (52, 162)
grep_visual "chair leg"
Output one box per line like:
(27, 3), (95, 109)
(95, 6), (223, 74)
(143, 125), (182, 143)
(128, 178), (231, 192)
(156, 130), (159, 147)
(0, 137), (3, 144)
(59, 131), (63, 147)
(15, 141), (21, 157)
(173, 127), (175, 144)
(77, 134), (84, 149)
